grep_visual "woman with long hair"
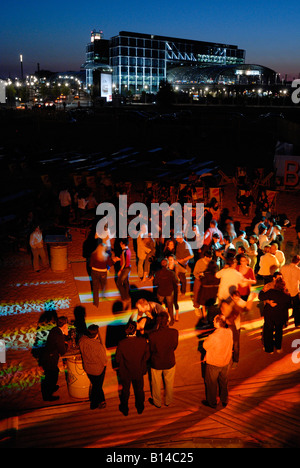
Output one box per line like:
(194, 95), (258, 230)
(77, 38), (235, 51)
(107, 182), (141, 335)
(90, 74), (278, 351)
(163, 239), (176, 257)
(224, 221), (237, 243)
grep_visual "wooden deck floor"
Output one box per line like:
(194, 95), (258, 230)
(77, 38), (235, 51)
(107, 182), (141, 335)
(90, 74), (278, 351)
(6, 368), (300, 449)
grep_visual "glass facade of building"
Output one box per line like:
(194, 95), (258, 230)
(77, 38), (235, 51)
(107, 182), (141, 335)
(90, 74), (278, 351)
(110, 31), (246, 94)
(82, 30), (110, 88)
(167, 64), (277, 86)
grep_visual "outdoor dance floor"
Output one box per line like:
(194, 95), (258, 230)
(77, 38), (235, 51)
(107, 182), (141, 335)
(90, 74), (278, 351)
(1, 248), (299, 449)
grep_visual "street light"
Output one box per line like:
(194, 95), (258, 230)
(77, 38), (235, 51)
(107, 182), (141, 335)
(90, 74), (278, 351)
(20, 54), (23, 81)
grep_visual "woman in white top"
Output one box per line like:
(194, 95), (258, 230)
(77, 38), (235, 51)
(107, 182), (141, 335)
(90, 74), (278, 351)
(215, 258), (246, 301)
(258, 226), (270, 250)
(29, 226), (49, 272)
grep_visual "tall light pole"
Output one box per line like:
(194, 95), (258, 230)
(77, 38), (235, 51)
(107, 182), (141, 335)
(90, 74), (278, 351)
(20, 54), (23, 81)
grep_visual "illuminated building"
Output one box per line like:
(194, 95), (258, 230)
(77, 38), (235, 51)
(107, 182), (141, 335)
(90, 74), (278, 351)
(109, 31), (246, 95)
(167, 63), (277, 86)
(83, 30), (279, 97)
(81, 29), (111, 89)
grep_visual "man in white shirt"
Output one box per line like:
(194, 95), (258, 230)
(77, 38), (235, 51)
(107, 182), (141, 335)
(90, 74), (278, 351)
(215, 258), (246, 301)
(258, 245), (279, 284)
(281, 255), (300, 326)
(202, 314), (233, 408)
(232, 230), (249, 251)
(270, 243), (285, 268)
(95, 224), (113, 251)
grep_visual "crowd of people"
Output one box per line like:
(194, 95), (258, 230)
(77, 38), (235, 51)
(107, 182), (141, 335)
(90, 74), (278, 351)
(19, 174), (299, 414)
(39, 193), (300, 413)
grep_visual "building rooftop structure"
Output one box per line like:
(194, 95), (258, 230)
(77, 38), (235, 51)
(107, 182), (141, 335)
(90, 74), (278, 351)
(167, 63), (278, 86)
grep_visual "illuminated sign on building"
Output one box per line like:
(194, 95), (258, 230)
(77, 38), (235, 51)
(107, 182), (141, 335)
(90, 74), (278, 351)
(91, 30), (103, 42)
(0, 79), (6, 104)
(235, 70), (260, 75)
(101, 73), (112, 102)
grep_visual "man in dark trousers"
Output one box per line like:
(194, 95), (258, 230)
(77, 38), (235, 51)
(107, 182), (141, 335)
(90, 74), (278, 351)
(175, 232), (194, 296)
(154, 258), (179, 325)
(114, 238), (132, 308)
(202, 314), (233, 409)
(79, 324), (108, 410)
(41, 316), (69, 401)
(148, 311), (179, 408)
(115, 321), (150, 416)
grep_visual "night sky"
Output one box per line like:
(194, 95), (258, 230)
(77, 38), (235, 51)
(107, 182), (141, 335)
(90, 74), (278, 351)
(1, 0), (300, 80)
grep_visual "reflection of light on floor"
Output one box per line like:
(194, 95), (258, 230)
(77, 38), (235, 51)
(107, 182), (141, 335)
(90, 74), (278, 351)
(85, 300), (195, 326)
(1, 323), (54, 350)
(76, 275), (194, 305)
(242, 317), (264, 332)
(1, 362), (44, 395)
(79, 292), (119, 303)
(85, 312), (132, 329)
(179, 328), (203, 341)
(0, 298), (71, 317)
(74, 276), (92, 282)
(76, 273), (155, 304)
(75, 274), (152, 283)
(9, 280), (66, 288)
